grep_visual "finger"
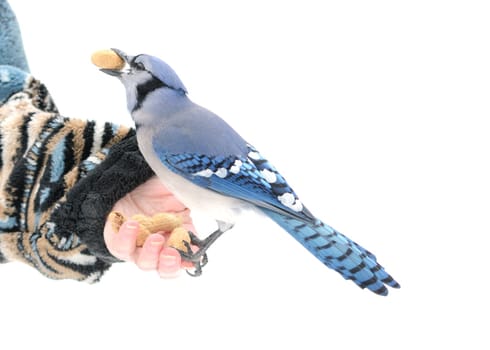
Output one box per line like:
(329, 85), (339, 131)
(158, 247), (182, 278)
(134, 233), (165, 271)
(109, 220), (139, 261)
(160, 195), (189, 212)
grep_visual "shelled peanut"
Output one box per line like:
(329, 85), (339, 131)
(91, 49), (125, 70)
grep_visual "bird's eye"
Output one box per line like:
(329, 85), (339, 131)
(133, 61), (145, 70)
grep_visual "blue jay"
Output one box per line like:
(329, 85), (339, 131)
(100, 49), (400, 295)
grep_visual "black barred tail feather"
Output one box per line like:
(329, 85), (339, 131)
(262, 208), (400, 295)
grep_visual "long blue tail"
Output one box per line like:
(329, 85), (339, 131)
(262, 208), (400, 295)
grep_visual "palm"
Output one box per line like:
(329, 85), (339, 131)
(111, 176), (190, 220)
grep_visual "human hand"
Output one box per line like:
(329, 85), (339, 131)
(103, 176), (195, 278)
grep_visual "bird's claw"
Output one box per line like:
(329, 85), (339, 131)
(175, 228), (226, 277)
(178, 237), (208, 277)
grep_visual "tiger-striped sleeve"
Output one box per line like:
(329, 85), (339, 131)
(0, 75), (153, 282)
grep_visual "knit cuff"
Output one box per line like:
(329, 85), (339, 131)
(51, 134), (155, 263)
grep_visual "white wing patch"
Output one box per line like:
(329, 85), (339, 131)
(195, 167), (229, 179)
(215, 168), (228, 178)
(195, 169), (214, 178)
(230, 160), (242, 174)
(247, 146), (305, 213)
(278, 192), (304, 212)
(261, 169), (277, 183)
(247, 151), (261, 160)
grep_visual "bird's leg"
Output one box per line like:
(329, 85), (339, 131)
(178, 221), (233, 276)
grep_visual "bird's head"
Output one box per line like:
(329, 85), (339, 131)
(100, 48), (187, 113)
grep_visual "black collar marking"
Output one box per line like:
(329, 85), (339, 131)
(133, 75), (166, 112)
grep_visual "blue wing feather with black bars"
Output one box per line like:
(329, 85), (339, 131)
(156, 143), (400, 295)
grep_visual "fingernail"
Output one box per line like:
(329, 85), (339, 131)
(149, 236), (165, 248)
(159, 254), (181, 279)
(125, 221), (139, 230)
(161, 254), (178, 266)
(122, 221), (139, 234)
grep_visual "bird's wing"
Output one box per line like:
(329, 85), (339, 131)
(156, 143), (316, 223)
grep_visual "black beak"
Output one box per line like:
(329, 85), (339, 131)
(99, 48), (131, 77)
(100, 68), (122, 77)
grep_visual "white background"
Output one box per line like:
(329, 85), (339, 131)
(2, 0), (489, 349)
